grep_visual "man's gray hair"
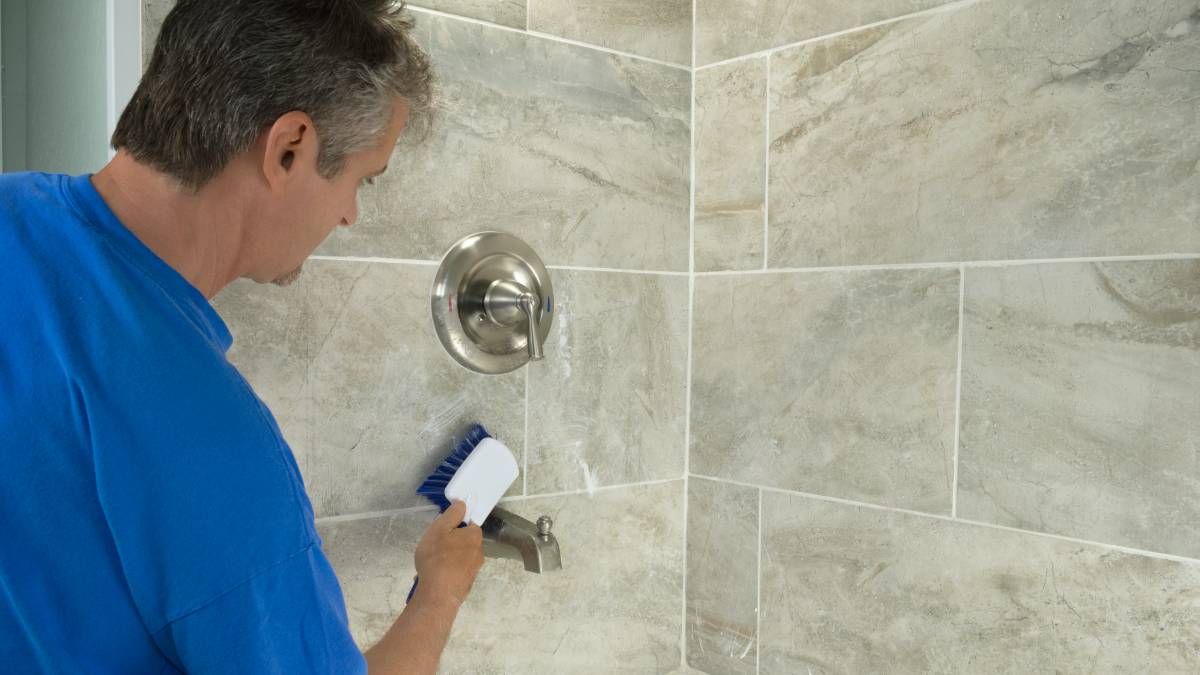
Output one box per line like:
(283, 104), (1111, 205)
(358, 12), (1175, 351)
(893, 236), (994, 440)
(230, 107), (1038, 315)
(113, 0), (432, 189)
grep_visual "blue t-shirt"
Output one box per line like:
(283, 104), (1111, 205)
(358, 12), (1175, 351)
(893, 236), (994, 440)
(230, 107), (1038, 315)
(0, 173), (367, 674)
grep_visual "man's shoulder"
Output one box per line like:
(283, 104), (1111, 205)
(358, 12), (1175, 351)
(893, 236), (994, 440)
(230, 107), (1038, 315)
(90, 343), (318, 632)
(0, 171), (68, 205)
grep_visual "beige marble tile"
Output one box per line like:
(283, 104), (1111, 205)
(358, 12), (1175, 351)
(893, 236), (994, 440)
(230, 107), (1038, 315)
(412, 0), (526, 28)
(958, 260), (1200, 558)
(528, 0), (692, 65)
(686, 478), (758, 675)
(695, 0), (957, 65)
(317, 481), (685, 673)
(691, 269), (959, 513)
(320, 12), (692, 272)
(305, 261), (524, 517)
(213, 278), (314, 474)
(140, 0), (174, 69)
(527, 271), (688, 494)
(759, 492), (1200, 673)
(768, 0), (1200, 267)
(694, 58), (767, 272)
(215, 260), (525, 518)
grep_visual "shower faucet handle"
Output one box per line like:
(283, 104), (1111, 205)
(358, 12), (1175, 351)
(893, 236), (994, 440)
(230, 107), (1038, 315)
(431, 232), (555, 374)
(482, 280), (545, 361)
(519, 293), (544, 360)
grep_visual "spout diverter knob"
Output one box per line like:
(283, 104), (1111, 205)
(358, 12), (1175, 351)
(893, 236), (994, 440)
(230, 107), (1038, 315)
(536, 515), (553, 540)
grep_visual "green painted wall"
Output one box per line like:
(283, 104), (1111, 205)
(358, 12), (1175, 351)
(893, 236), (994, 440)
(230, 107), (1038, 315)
(2, 0), (108, 174)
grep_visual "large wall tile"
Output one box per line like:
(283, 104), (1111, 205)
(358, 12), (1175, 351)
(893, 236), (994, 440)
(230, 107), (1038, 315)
(214, 279), (314, 475)
(694, 58), (766, 272)
(692, 269), (959, 513)
(768, 0), (1200, 267)
(141, 0), (174, 68)
(412, 0), (526, 29)
(306, 262), (524, 517)
(527, 271), (688, 494)
(696, 0), (957, 65)
(686, 478), (758, 675)
(958, 260), (1200, 558)
(216, 260), (524, 518)
(320, 13), (692, 272)
(318, 481), (684, 672)
(760, 493), (1200, 673)
(528, 0), (692, 65)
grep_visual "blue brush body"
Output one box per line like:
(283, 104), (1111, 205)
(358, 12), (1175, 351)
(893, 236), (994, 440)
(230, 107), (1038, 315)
(407, 424), (491, 603)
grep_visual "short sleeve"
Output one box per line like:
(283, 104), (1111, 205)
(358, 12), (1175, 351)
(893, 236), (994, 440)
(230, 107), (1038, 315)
(85, 306), (360, 670)
(152, 543), (367, 674)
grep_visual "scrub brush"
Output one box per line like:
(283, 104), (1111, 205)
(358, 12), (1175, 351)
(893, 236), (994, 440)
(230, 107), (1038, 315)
(407, 423), (519, 603)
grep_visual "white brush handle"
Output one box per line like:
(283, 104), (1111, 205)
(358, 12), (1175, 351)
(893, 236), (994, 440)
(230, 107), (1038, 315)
(444, 437), (519, 526)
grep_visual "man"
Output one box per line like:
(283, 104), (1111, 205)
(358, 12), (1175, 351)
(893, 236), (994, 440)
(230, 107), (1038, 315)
(0, 1), (482, 672)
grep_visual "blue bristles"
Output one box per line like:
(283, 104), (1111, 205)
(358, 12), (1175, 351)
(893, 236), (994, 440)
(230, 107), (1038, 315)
(415, 423), (492, 512)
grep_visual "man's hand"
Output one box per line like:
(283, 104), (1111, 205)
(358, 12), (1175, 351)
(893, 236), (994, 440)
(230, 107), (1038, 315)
(364, 501), (484, 675)
(413, 501), (485, 609)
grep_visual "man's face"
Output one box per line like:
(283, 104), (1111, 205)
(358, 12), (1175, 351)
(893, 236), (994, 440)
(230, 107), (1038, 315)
(257, 99), (409, 286)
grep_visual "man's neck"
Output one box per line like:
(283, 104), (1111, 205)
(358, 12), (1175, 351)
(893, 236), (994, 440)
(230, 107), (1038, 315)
(91, 152), (252, 299)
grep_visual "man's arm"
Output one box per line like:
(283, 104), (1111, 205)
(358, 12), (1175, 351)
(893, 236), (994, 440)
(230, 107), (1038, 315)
(365, 502), (483, 675)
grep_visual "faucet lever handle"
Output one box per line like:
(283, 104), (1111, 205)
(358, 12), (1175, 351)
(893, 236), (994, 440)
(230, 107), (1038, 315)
(519, 293), (544, 361)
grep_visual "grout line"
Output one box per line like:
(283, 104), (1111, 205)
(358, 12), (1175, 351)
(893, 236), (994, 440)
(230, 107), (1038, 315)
(524, 0), (531, 32)
(525, 29), (691, 71)
(546, 264), (689, 277)
(681, 7), (697, 663)
(950, 518), (1200, 567)
(699, 260), (957, 275)
(687, 473), (1200, 567)
(691, 0), (697, 70)
(694, 0), (987, 71)
(310, 255), (1200, 279)
(523, 367), (530, 496)
(404, 4), (532, 34)
(315, 503), (438, 524)
(501, 477), (682, 503)
(755, 488), (763, 675)
(309, 255), (437, 266)
(685, 16), (697, 494)
(405, 6), (689, 71)
(315, 477), (684, 525)
(963, 252), (1200, 266)
(311, 255), (693, 276)
(762, 55), (771, 271)
(951, 266), (965, 518)
(680, 473), (690, 670)
(308, 251), (1195, 275)
(695, 252), (1200, 276)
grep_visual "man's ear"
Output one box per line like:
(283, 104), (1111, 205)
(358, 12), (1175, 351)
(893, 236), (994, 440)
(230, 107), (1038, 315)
(262, 111), (318, 193)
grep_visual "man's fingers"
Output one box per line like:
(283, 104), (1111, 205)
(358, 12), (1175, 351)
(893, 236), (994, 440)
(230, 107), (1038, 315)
(437, 501), (468, 528)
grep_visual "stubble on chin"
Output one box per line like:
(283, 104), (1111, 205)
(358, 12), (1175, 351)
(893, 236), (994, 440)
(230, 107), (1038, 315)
(271, 264), (304, 287)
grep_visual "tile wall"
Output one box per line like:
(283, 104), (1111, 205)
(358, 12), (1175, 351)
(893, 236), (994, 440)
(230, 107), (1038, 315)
(687, 0), (1200, 673)
(145, 0), (1200, 672)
